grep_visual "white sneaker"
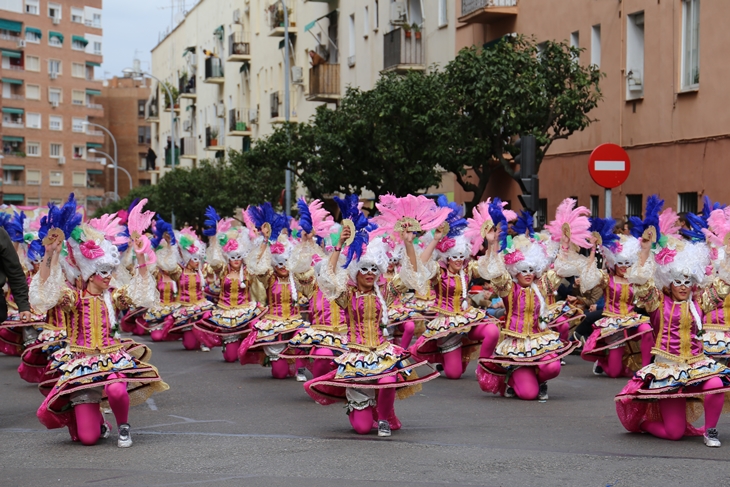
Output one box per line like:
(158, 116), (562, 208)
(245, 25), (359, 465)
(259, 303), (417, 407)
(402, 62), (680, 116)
(100, 421), (111, 439)
(504, 386), (515, 398)
(117, 423), (132, 448)
(200, 344), (211, 352)
(377, 420), (391, 437)
(592, 361), (604, 376)
(537, 382), (548, 401)
(704, 428), (721, 447)
(295, 367), (307, 382)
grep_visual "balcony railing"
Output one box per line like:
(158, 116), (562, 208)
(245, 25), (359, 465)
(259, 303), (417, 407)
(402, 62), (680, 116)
(2, 121), (24, 129)
(179, 75), (196, 97)
(308, 64), (340, 102)
(165, 147), (180, 167)
(87, 103), (103, 110)
(3, 94), (23, 100)
(146, 98), (159, 120)
(204, 57), (225, 82)
(0, 33), (21, 41)
(228, 31), (251, 61)
(383, 27), (425, 72)
(228, 108), (251, 134)
(4, 65), (23, 71)
(205, 126), (222, 149)
(181, 136), (197, 158)
(460, 0), (519, 24)
(87, 129), (104, 137)
(267, 0), (296, 36)
(84, 19), (102, 28)
(2, 179), (23, 186)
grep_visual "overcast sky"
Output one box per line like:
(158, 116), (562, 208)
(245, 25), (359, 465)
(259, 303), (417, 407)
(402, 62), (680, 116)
(101, 0), (199, 79)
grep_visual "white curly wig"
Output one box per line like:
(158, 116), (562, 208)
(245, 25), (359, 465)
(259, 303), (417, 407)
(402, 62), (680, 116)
(654, 239), (710, 291)
(504, 236), (550, 279)
(602, 235), (641, 270)
(346, 237), (389, 282)
(434, 235), (471, 262)
(67, 225), (121, 282)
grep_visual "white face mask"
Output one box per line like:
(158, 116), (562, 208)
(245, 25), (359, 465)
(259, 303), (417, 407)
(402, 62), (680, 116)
(672, 278), (692, 288)
(358, 265), (379, 275)
(518, 267), (535, 276)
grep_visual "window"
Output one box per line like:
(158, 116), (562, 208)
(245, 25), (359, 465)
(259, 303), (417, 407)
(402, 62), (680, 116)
(570, 31), (580, 61)
(537, 41), (548, 57)
(49, 115), (62, 131)
(626, 194), (643, 218)
(49, 143), (62, 158)
(72, 63), (85, 78)
(590, 25), (601, 68)
(72, 118), (85, 133)
(678, 192), (698, 214)
(72, 39), (86, 51)
(26, 197), (40, 206)
(408, 0), (423, 25)
(626, 12), (645, 100)
(71, 7), (83, 23)
(49, 171), (64, 186)
(363, 6), (369, 37)
(138, 99), (146, 117)
(26, 170), (41, 185)
(348, 14), (355, 64)
(26, 142), (40, 157)
(590, 195), (599, 218)
(72, 146), (85, 159)
(25, 0), (39, 15)
(72, 90), (85, 105)
(26, 84), (40, 100)
(49, 88), (62, 104)
(682, 0), (700, 89)
(374, 0), (379, 30)
(72, 172), (86, 187)
(438, 0), (448, 28)
(26, 112), (41, 129)
(48, 3), (61, 20)
(138, 126), (151, 144)
(93, 41), (102, 55)
(49, 59), (62, 75)
(25, 30), (41, 43)
(26, 56), (40, 72)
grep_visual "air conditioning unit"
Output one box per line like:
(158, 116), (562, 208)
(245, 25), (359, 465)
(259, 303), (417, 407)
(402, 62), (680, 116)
(291, 66), (303, 84)
(183, 120), (192, 131)
(57, 156), (66, 165)
(390, 1), (407, 24)
(52, 16), (61, 25)
(49, 72), (58, 80)
(627, 69), (643, 91)
(51, 100), (59, 108)
(248, 108), (258, 124)
(16, 39), (25, 49)
(233, 9), (241, 24)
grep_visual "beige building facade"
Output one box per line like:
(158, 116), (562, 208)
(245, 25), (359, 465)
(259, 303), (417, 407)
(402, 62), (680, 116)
(0, 0), (105, 210)
(457, 0), (727, 218)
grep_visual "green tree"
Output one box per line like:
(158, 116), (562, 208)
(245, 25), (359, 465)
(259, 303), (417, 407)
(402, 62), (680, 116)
(437, 35), (603, 210)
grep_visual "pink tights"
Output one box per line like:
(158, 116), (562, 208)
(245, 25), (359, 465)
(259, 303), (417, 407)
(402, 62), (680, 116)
(223, 341), (240, 362)
(349, 376), (397, 434)
(182, 330), (200, 350)
(598, 324), (654, 378)
(74, 374), (130, 446)
(507, 360), (561, 400)
(399, 321), (415, 348)
(641, 377), (725, 440)
(441, 322), (501, 380)
(637, 323), (654, 367)
(312, 347), (335, 378)
(554, 317), (570, 342)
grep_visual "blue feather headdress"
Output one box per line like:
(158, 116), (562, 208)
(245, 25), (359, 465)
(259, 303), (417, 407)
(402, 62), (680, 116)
(589, 217), (620, 251)
(629, 194), (663, 244)
(203, 206), (221, 237)
(297, 198), (313, 234)
(681, 196), (726, 242)
(488, 198), (510, 252)
(27, 239), (45, 263)
(4, 211), (26, 243)
(512, 210), (535, 238)
(38, 193), (82, 242)
(436, 195), (467, 238)
(335, 194), (377, 268)
(151, 216), (176, 249)
(247, 202), (288, 243)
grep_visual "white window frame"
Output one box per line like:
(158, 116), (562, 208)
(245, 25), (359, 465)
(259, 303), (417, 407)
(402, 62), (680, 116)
(72, 171), (87, 187)
(570, 31), (580, 62)
(49, 143), (62, 158)
(626, 12), (645, 100)
(26, 84), (40, 100)
(49, 115), (62, 131)
(25, 30), (41, 43)
(591, 24), (601, 68)
(438, 0), (448, 28)
(25, 170), (41, 185)
(26, 142), (41, 157)
(26, 55), (40, 72)
(49, 170), (64, 187)
(48, 3), (62, 20)
(49, 87), (62, 104)
(72, 90), (85, 105)
(72, 118), (86, 133)
(93, 41), (102, 55)
(348, 14), (356, 60)
(681, 0), (700, 90)
(71, 7), (84, 24)
(363, 6), (369, 38)
(72, 145), (85, 159)
(25, 197), (40, 206)
(72, 39), (86, 51)
(72, 63), (85, 78)
(48, 59), (62, 75)
(26, 112), (41, 129)
(24, 0), (39, 15)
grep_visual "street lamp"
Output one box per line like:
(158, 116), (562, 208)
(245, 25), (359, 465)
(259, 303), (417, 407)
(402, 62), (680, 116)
(278, 0), (292, 216)
(83, 121), (118, 200)
(89, 148), (133, 191)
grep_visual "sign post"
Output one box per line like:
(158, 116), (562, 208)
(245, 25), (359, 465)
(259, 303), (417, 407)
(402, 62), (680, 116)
(588, 143), (631, 219)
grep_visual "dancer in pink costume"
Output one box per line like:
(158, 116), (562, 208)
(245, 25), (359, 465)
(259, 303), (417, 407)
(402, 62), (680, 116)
(194, 207), (265, 362)
(237, 202), (313, 379)
(30, 197), (168, 448)
(381, 239), (423, 348)
(304, 197), (438, 437)
(575, 217), (654, 378)
(476, 201), (580, 401)
(161, 227), (214, 350)
(616, 198), (730, 447)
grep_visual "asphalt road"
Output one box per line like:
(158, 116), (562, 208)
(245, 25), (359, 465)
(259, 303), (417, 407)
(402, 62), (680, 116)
(1, 336), (728, 487)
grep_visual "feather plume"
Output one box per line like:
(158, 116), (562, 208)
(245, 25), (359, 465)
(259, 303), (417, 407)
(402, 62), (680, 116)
(488, 198), (509, 252)
(544, 198), (592, 249)
(703, 208), (730, 247)
(0, 213), (11, 233)
(151, 216), (176, 248)
(27, 239), (45, 262)
(335, 194), (377, 267)
(436, 195), (467, 238)
(629, 194), (663, 242)
(297, 198), (334, 238)
(513, 210), (536, 238)
(39, 193), (82, 241)
(203, 206), (221, 237)
(89, 213), (127, 246)
(297, 198), (312, 234)
(658, 207), (681, 240)
(465, 200), (492, 255)
(5, 211), (26, 243)
(589, 217), (619, 249)
(702, 196), (725, 220)
(127, 199), (155, 238)
(371, 194), (450, 239)
(247, 202), (288, 242)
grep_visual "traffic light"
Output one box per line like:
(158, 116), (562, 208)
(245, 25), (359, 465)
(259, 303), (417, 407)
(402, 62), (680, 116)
(513, 135), (539, 214)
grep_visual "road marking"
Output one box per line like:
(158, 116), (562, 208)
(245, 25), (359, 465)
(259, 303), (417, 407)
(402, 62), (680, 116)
(594, 160), (625, 171)
(146, 398), (158, 411)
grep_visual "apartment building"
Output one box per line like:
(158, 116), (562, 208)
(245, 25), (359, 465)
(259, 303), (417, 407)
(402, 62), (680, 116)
(147, 0), (457, 194)
(457, 0), (729, 218)
(96, 76), (152, 199)
(0, 0), (105, 210)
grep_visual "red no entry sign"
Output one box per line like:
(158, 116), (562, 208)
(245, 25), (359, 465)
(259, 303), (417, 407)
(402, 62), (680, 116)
(588, 143), (631, 189)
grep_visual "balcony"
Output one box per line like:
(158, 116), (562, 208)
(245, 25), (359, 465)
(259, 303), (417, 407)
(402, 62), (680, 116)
(307, 64), (340, 102)
(86, 103), (103, 110)
(180, 136), (197, 159)
(164, 147), (180, 167)
(204, 57), (225, 84)
(267, 0), (297, 37)
(146, 98), (160, 122)
(227, 108), (252, 136)
(87, 129), (104, 137)
(179, 74), (196, 99)
(204, 126), (223, 151)
(227, 31), (251, 62)
(382, 27), (425, 73)
(459, 0), (519, 24)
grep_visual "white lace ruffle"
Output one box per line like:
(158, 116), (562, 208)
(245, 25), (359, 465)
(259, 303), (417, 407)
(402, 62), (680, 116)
(245, 245), (273, 276)
(399, 257), (438, 297)
(580, 262), (604, 294)
(206, 238), (225, 271)
(477, 252), (507, 281)
(127, 269), (159, 309)
(155, 245), (180, 273)
(553, 252), (587, 279)
(289, 240), (323, 275)
(317, 262), (348, 301)
(627, 258), (655, 286)
(29, 264), (65, 314)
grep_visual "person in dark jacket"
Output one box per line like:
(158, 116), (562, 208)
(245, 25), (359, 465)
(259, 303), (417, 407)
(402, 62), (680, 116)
(0, 227), (31, 323)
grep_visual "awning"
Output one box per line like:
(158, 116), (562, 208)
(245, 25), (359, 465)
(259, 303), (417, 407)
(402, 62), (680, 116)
(278, 33), (297, 50)
(49, 31), (64, 43)
(213, 25), (224, 40)
(86, 142), (102, 149)
(1, 107), (24, 114)
(185, 104), (195, 111)
(239, 61), (250, 73)
(86, 169), (103, 175)
(2, 136), (24, 142)
(0, 19), (22, 33)
(2, 194), (24, 202)
(1, 78), (22, 85)
(86, 61), (101, 67)
(85, 88), (102, 96)
(1, 50), (21, 59)
(182, 46), (196, 57)
(3, 165), (24, 171)
(25, 27), (41, 38)
(304, 9), (338, 33)
(72, 35), (89, 46)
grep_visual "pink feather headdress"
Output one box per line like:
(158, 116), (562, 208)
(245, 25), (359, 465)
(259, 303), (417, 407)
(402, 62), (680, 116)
(127, 199), (157, 264)
(89, 213), (127, 247)
(544, 198), (592, 249)
(658, 207), (682, 240)
(242, 206), (257, 239)
(703, 208), (730, 247)
(306, 199), (335, 238)
(371, 194), (451, 240)
(465, 198), (515, 255)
